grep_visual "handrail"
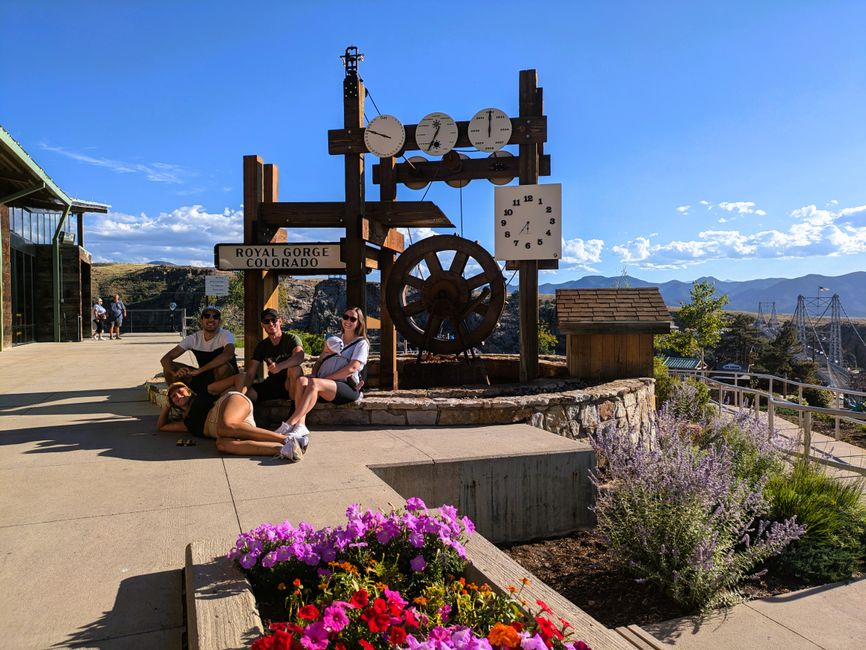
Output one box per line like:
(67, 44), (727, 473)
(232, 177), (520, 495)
(670, 369), (866, 476)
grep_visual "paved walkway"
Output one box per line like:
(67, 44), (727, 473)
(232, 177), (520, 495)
(2, 334), (864, 649)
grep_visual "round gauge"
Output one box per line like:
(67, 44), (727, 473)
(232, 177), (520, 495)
(363, 114), (406, 158)
(415, 111), (459, 156)
(445, 153), (471, 188)
(404, 155), (430, 190)
(467, 107), (512, 152)
(488, 151), (515, 185)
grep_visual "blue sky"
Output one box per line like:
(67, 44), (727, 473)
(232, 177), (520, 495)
(3, 1), (866, 283)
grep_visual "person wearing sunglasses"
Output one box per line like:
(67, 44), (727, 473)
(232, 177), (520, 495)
(275, 306), (370, 439)
(160, 305), (239, 393)
(241, 308), (305, 403)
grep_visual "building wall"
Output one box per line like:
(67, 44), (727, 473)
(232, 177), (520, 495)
(1, 204), (11, 350)
(566, 332), (654, 380)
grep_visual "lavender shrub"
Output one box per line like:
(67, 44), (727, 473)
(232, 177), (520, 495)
(590, 411), (804, 610)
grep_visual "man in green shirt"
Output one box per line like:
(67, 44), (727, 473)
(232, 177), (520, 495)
(243, 308), (305, 403)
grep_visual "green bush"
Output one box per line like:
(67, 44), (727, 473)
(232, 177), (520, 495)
(802, 387), (835, 408)
(538, 324), (558, 355)
(766, 461), (866, 582)
(664, 377), (716, 422)
(286, 329), (324, 356)
(654, 357), (675, 404)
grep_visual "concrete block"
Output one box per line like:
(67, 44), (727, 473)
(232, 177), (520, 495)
(371, 410), (408, 425)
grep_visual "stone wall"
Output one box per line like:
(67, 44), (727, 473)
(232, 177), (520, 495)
(148, 376), (655, 439)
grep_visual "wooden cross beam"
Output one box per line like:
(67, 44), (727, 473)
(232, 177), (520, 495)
(372, 155), (551, 186)
(328, 116), (547, 156)
(258, 201), (453, 229)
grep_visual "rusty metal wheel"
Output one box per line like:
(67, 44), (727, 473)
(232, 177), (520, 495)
(386, 234), (506, 355)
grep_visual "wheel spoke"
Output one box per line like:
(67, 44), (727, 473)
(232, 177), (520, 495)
(424, 252), (443, 276)
(404, 300), (427, 317)
(423, 315), (443, 343)
(404, 274), (425, 291)
(466, 272), (489, 290)
(450, 251), (469, 275)
(472, 302), (489, 317)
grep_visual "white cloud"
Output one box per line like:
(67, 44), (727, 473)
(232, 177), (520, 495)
(561, 237), (604, 271)
(397, 227), (438, 242)
(611, 201), (866, 270)
(717, 201), (758, 214)
(40, 144), (191, 184)
(676, 205), (690, 215)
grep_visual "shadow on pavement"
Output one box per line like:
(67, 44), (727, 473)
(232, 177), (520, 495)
(57, 569), (184, 649)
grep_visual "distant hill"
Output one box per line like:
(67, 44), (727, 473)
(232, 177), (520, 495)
(539, 272), (866, 317)
(147, 260), (176, 265)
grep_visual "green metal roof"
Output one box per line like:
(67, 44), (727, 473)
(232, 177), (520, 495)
(663, 356), (703, 370)
(0, 124), (71, 207)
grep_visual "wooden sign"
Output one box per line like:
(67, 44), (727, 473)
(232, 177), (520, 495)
(214, 243), (345, 273)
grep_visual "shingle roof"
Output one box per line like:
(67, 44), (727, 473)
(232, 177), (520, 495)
(555, 288), (672, 333)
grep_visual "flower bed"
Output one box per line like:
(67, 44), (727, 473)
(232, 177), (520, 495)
(229, 498), (591, 649)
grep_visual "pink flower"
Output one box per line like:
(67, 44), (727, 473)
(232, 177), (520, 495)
(322, 604), (349, 632)
(299, 621), (329, 650)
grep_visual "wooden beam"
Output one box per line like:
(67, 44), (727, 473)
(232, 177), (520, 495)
(259, 201), (452, 229)
(559, 322), (672, 335)
(506, 259), (558, 271)
(373, 155), (551, 186)
(518, 69), (542, 383)
(243, 155), (264, 373)
(328, 116), (547, 156)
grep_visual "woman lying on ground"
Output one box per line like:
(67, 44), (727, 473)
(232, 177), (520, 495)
(157, 376), (304, 461)
(277, 306), (370, 438)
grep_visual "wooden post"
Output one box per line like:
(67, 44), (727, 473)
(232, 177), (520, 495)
(243, 155), (264, 372)
(343, 63), (366, 313)
(518, 69), (542, 382)
(379, 156), (398, 390)
(263, 163), (284, 317)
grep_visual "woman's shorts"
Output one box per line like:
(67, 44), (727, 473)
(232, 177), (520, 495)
(328, 380), (362, 406)
(204, 391), (255, 438)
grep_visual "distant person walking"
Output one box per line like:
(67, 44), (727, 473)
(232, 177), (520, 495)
(108, 293), (127, 340)
(92, 298), (107, 340)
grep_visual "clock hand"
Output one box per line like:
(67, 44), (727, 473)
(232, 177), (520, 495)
(366, 128), (391, 139)
(487, 110), (492, 137)
(519, 221), (530, 234)
(427, 125), (441, 152)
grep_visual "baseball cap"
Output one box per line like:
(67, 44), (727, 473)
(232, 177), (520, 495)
(200, 306), (221, 318)
(260, 307), (280, 321)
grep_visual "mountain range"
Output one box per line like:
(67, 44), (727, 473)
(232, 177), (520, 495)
(538, 272), (866, 317)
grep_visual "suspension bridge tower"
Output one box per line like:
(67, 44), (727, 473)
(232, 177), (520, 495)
(793, 294), (842, 364)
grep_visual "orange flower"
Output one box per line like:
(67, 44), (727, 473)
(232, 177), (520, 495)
(488, 622), (521, 648)
(507, 585), (518, 593)
(413, 596), (428, 606)
(293, 578), (302, 587)
(520, 577), (531, 586)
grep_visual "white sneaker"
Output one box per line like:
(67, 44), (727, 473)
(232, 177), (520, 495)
(274, 421), (293, 434)
(292, 423), (310, 438)
(277, 437), (303, 462)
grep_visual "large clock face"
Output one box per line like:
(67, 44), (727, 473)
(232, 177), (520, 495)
(468, 107), (512, 152)
(363, 114), (406, 158)
(415, 112), (459, 156)
(494, 184), (562, 261)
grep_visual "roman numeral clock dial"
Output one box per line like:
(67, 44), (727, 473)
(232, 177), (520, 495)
(494, 184), (562, 261)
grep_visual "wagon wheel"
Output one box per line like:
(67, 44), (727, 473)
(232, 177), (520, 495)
(386, 235), (506, 355)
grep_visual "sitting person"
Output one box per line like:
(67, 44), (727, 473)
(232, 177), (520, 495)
(277, 306), (370, 438)
(157, 377), (305, 461)
(242, 308), (305, 403)
(160, 306), (238, 392)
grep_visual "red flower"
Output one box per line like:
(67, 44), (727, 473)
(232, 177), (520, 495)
(535, 616), (563, 643)
(298, 604), (320, 621)
(389, 626), (408, 645)
(251, 636), (275, 650)
(404, 608), (420, 629)
(359, 641), (374, 650)
(335, 644), (347, 650)
(293, 578), (302, 587)
(510, 621), (524, 633)
(350, 589), (370, 608)
(536, 599), (553, 615)
(361, 605), (391, 633)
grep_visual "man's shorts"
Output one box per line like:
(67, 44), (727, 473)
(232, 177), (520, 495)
(253, 373), (291, 401)
(110, 316), (123, 326)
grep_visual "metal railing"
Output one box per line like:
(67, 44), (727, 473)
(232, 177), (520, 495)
(670, 369), (866, 476)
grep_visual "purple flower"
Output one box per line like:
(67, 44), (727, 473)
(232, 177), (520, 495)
(410, 554), (426, 572)
(299, 621), (329, 650)
(239, 553), (257, 570)
(520, 633), (549, 650)
(409, 530), (425, 548)
(406, 496), (427, 511)
(438, 604), (451, 622)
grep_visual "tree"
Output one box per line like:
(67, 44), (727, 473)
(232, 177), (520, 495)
(665, 280), (729, 367)
(755, 321), (819, 383)
(715, 313), (766, 367)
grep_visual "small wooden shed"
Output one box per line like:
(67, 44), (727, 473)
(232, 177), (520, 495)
(556, 288), (672, 381)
